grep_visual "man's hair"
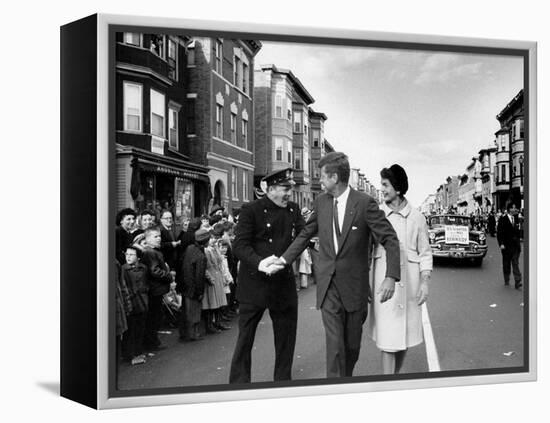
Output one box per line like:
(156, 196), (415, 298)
(160, 209), (172, 219)
(506, 201), (517, 211)
(144, 226), (161, 237)
(116, 208), (137, 225)
(140, 209), (155, 218)
(318, 152), (350, 184)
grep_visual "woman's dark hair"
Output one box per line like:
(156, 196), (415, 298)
(380, 164), (409, 197)
(209, 214), (222, 226)
(318, 152), (350, 184)
(116, 208), (137, 226)
(140, 209), (155, 218)
(187, 217), (202, 233)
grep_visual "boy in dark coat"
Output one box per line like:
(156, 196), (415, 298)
(120, 246), (149, 365)
(141, 226), (173, 350)
(178, 228), (211, 341)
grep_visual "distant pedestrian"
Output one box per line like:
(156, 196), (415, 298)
(497, 202), (522, 289)
(487, 211), (496, 237)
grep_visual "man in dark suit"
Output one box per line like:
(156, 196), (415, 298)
(228, 168), (305, 383)
(497, 202), (522, 289)
(275, 152), (401, 378)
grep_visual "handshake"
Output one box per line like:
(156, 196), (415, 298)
(258, 255), (286, 275)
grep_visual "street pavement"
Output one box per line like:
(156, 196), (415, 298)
(117, 235), (526, 391)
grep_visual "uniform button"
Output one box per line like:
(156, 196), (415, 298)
(267, 223), (271, 227)
(264, 209), (267, 213)
(269, 239), (273, 243)
(290, 208), (294, 212)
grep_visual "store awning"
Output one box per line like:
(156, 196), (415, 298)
(138, 159), (210, 183)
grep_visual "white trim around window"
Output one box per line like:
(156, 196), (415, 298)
(168, 104), (180, 149)
(124, 32), (142, 47)
(123, 81), (142, 132)
(150, 88), (166, 138)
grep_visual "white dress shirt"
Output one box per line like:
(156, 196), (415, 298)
(333, 185), (350, 254)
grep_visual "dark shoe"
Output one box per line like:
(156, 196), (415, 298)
(214, 322), (231, 330)
(504, 280), (510, 286)
(206, 325), (221, 334)
(515, 282), (523, 290)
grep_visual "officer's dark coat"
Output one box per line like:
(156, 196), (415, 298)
(233, 195), (305, 310)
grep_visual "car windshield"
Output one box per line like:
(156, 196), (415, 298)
(428, 216), (470, 227)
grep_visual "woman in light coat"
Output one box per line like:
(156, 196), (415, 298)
(367, 164), (433, 374)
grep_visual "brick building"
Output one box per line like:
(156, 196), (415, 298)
(115, 32), (211, 231)
(495, 89), (525, 210)
(254, 64), (315, 209)
(187, 37), (262, 214)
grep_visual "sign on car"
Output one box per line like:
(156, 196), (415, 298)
(444, 225), (469, 245)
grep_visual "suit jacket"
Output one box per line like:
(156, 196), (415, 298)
(497, 214), (521, 252)
(160, 225), (178, 270)
(233, 196), (305, 309)
(282, 188), (401, 312)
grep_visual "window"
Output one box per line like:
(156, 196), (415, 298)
(313, 129), (320, 147)
(168, 107), (178, 148)
(186, 98), (195, 134)
(231, 113), (237, 144)
(216, 104), (224, 138)
(303, 147), (309, 175)
(294, 112), (302, 133)
(275, 95), (283, 118)
(167, 39), (177, 80)
(149, 34), (165, 59)
(123, 82), (142, 132)
(242, 169), (249, 201)
(313, 160), (320, 178)
(501, 164), (506, 183)
(187, 47), (195, 65)
(234, 56), (241, 86)
(275, 138), (283, 161)
(519, 119), (525, 139)
(294, 149), (302, 170)
(124, 33), (141, 46)
(287, 140), (293, 164)
(150, 89), (165, 137)
(242, 119), (248, 150)
(242, 63), (249, 94)
(232, 167), (238, 199)
(215, 40), (223, 73)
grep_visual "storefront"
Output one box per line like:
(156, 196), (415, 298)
(116, 146), (210, 231)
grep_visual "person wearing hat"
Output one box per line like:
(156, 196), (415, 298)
(228, 167), (306, 383)
(366, 164), (432, 374)
(210, 204), (224, 217)
(179, 228), (211, 342)
(276, 152), (401, 378)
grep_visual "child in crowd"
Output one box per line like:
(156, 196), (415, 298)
(141, 226), (173, 351)
(179, 228), (211, 341)
(202, 225), (229, 333)
(120, 246), (149, 365)
(217, 238), (234, 320)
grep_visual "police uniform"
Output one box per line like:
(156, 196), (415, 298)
(229, 168), (305, 383)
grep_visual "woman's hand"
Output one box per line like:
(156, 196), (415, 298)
(417, 270), (431, 305)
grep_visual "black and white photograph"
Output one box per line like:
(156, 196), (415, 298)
(111, 27), (529, 394)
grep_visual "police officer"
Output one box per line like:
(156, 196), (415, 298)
(229, 168), (305, 383)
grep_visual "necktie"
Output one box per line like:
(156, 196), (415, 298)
(333, 199), (341, 238)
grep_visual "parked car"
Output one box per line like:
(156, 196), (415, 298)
(427, 214), (487, 265)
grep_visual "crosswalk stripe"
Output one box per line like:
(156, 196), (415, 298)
(421, 303), (441, 372)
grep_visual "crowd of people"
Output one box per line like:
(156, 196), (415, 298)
(114, 204), (316, 367)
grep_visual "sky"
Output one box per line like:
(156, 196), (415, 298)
(254, 41), (523, 207)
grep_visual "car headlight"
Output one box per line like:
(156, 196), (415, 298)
(429, 232), (436, 240)
(479, 233), (486, 241)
